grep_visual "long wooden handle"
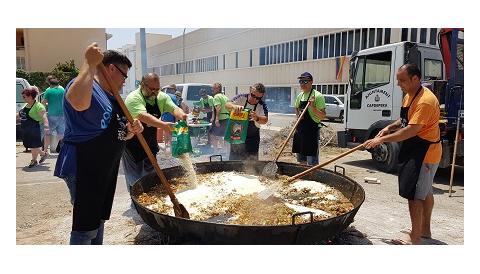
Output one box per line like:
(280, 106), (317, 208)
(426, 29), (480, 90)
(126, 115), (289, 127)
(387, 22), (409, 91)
(274, 100), (312, 162)
(98, 64), (182, 208)
(448, 116), (461, 197)
(287, 144), (364, 182)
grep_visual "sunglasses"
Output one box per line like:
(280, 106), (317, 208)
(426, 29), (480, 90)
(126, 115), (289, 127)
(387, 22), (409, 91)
(250, 93), (263, 100)
(144, 83), (159, 93)
(299, 79), (311, 85)
(112, 64), (128, 80)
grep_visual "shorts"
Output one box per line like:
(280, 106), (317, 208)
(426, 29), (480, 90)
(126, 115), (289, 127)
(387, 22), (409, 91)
(209, 119), (227, 136)
(47, 115), (65, 136)
(414, 163), (439, 200)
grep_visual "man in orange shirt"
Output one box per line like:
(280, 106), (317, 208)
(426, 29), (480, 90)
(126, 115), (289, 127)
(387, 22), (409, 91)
(364, 63), (442, 245)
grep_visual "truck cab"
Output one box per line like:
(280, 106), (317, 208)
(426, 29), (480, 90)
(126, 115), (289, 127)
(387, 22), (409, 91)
(339, 42), (444, 172)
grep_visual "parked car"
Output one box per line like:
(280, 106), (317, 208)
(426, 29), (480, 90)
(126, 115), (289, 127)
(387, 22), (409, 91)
(323, 94), (344, 121)
(16, 78), (31, 140)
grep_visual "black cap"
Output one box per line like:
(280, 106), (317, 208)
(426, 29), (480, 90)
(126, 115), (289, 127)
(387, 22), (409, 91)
(297, 72), (313, 81)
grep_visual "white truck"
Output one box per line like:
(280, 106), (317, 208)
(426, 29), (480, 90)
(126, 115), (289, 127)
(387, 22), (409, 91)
(338, 41), (463, 172)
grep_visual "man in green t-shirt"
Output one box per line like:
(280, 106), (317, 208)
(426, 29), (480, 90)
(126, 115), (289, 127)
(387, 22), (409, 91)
(198, 89), (214, 122)
(42, 76), (65, 154)
(292, 72), (326, 166)
(122, 73), (187, 192)
(209, 82), (229, 154)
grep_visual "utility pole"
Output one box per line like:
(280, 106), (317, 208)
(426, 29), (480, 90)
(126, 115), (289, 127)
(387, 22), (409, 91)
(182, 28), (186, 84)
(140, 28), (147, 77)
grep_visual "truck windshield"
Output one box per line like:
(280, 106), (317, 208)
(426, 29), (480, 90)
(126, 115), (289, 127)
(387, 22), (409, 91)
(349, 51), (392, 109)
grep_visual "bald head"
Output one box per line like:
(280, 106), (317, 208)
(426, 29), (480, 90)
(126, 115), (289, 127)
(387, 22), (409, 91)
(141, 73), (159, 83)
(140, 73), (160, 99)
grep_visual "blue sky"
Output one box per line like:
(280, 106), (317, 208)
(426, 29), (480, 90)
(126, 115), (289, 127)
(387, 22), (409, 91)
(106, 28), (197, 50)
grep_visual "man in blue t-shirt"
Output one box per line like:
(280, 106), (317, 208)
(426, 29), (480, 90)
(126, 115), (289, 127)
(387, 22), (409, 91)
(54, 43), (143, 245)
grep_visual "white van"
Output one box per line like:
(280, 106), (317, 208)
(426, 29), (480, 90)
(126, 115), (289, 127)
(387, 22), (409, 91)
(16, 78), (31, 140)
(161, 83), (213, 108)
(16, 78), (31, 113)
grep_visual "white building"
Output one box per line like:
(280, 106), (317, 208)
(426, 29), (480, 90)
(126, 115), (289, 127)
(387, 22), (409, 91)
(139, 28), (440, 113)
(117, 44), (137, 98)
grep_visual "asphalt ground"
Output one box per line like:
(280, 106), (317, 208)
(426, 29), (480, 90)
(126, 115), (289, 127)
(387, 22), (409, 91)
(16, 124), (464, 245)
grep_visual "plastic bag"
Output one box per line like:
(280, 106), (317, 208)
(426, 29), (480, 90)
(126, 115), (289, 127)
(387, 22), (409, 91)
(224, 109), (250, 144)
(172, 120), (193, 157)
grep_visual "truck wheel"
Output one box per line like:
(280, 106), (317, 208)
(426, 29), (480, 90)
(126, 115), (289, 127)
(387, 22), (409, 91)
(371, 142), (400, 173)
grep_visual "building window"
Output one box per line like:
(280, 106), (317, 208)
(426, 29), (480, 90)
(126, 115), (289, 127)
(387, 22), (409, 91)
(249, 49), (253, 67)
(313, 37), (318, 59)
(298, 40), (303, 61)
(384, 28), (391, 44)
(318, 36), (324, 59)
(410, 28), (418, 42)
(235, 52), (238, 68)
(347, 30), (353, 55)
(289, 41), (294, 62)
(368, 28), (375, 48)
(294, 41), (298, 61)
(269, 46), (274, 64)
(272, 45), (276, 64)
(223, 54), (226, 69)
(322, 85), (327, 93)
(264, 87), (293, 113)
(335, 33), (340, 57)
(323, 35), (329, 58)
(333, 85), (339, 95)
(341, 31), (347, 56)
(16, 57), (25, 70)
(329, 34), (335, 58)
(401, 28), (408, 41)
(429, 28), (438, 46)
(376, 28), (383, 46)
(303, 39), (307, 60)
(361, 28), (368, 50)
(354, 29), (360, 52)
(278, 44), (282, 64)
(266, 46), (270, 65)
(259, 48), (265, 66)
(285, 42), (290, 62)
(420, 28), (427, 44)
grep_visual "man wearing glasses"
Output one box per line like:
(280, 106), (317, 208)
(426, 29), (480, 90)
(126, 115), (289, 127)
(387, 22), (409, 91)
(122, 73), (187, 192)
(54, 44), (144, 244)
(225, 83), (268, 160)
(292, 72), (326, 166)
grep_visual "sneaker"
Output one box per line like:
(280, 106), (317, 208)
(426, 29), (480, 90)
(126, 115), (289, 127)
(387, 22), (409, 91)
(27, 160), (38, 168)
(39, 153), (48, 164)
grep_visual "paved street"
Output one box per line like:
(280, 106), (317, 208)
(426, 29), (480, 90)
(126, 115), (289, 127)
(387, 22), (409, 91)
(16, 121), (464, 245)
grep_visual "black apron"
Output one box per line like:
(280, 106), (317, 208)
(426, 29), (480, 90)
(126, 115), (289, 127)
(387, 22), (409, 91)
(229, 100), (260, 160)
(203, 98), (213, 121)
(397, 87), (440, 200)
(292, 90), (319, 156)
(72, 96), (127, 231)
(19, 101), (42, 148)
(125, 93), (161, 162)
